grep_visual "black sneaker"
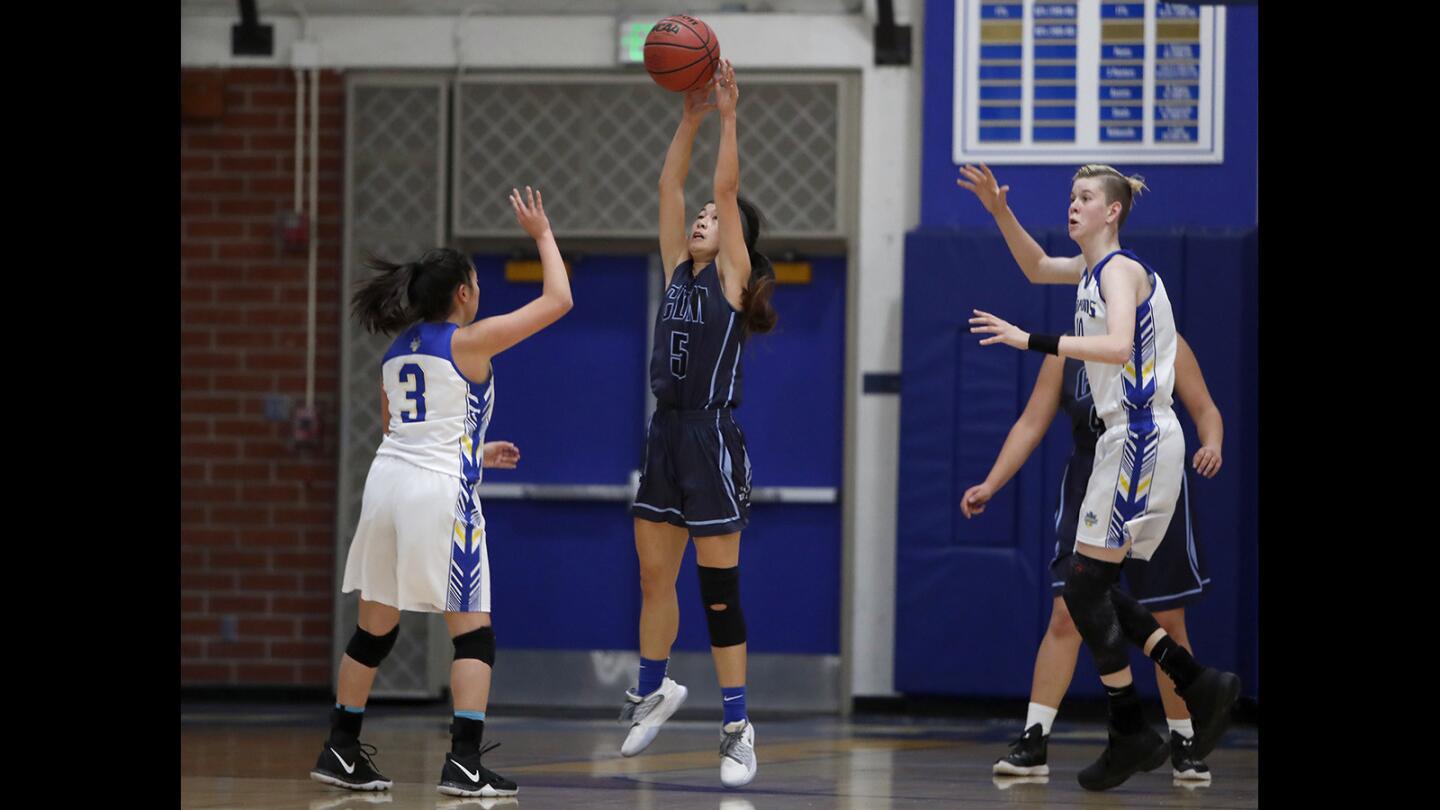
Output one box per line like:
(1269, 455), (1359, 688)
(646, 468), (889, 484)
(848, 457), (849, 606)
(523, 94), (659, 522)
(1076, 727), (1169, 792)
(992, 723), (1049, 776)
(438, 742), (519, 798)
(1170, 732), (1212, 781)
(310, 739), (393, 791)
(1177, 667), (1241, 760)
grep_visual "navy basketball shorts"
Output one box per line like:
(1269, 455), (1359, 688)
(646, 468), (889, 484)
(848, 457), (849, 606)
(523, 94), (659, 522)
(1049, 454), (1210, 613)
(631, 408), (751, 537)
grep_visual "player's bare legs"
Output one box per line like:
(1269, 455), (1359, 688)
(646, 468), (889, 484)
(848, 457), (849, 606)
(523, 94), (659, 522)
(635, 519), (689, 660)
(336, 599), (401, 708)
(1032, 597), (1082, 707)
(620, 519), (693, 758)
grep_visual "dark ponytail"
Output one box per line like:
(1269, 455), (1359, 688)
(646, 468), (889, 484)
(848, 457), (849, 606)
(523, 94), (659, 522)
(736, 197), (777, 335)
(351, 247), (475, 335)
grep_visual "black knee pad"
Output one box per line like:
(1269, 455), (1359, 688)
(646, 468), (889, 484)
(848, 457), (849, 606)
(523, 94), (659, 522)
(1109, 584), (1162, 649)
(345, 624), (399, 668)
(697, 565), (747, 648)
(1061, 555), (1130, 676)
(453, 626), (495, 666)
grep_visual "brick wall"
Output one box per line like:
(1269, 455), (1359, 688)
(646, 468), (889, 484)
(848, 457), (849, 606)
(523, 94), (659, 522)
(181, 68), (345, 686)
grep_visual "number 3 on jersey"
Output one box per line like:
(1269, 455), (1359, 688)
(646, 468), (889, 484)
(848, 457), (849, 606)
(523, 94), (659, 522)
(398, 363), (427, 422)
(670, 332), (689, 379)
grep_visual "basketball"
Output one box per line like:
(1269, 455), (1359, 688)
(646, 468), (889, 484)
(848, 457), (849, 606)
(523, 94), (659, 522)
(643, 15), (720, 93)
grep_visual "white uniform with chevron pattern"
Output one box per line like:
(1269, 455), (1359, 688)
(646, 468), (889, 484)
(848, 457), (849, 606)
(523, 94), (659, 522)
(341, 321), (495, 613)
(1071, 249), (1184, 561)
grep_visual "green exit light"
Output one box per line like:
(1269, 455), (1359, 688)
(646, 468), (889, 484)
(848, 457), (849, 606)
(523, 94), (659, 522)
(619, 21), (653, 64)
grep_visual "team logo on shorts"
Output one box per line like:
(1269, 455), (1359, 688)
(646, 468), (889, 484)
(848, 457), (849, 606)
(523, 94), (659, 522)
(1083, 510), (1098, 528)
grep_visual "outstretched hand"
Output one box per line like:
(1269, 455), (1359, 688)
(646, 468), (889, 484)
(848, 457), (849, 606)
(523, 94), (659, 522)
(510, 186), (550, 240)
(714, 59), (739, 116)
(683, 81), (717, 120)
(956, 163), (1009, 216)
(969, 309), (1029, 350)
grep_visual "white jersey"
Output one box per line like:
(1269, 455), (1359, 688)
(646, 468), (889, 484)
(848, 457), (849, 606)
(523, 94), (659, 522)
(1074, 249), (1176, 430)
(374, 321), (494, 488)
(1071, 249), (1183, 558)
(342, 321), (496, 614)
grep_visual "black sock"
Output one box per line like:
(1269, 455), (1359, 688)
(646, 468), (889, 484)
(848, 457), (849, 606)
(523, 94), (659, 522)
(451, 716), (485, 756)
(1149, 636), (1204, 693)
(1105, 683), (1145, 735)
(328, 707), (363, 746)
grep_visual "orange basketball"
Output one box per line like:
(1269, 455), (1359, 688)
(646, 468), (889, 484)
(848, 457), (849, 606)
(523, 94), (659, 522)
(643, 15), (720, 93)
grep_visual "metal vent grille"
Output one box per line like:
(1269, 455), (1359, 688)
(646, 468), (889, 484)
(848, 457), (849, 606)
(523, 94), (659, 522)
(453, 75), (845, 239)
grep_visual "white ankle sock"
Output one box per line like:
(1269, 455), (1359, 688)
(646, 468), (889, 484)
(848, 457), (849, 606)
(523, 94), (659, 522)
(1025, 703), (1058, 736)
(1168, 718), (1194, 739)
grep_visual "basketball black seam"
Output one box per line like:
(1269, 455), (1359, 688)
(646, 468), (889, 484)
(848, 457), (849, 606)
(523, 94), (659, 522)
(648, 49), (715, 76)
(646, 41), (710, 52)
(681, 42), (720, 91)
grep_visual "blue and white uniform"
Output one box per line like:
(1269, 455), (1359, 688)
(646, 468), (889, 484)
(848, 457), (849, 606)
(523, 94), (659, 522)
(631, 259), (753, 537)
(1050, 358), (1209, 611)
(341, 321), (495, 613)
(1072, 249), (1183, 561)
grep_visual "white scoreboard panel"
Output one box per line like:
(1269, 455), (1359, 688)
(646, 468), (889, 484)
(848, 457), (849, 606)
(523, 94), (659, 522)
(953, 1), (1225, 164)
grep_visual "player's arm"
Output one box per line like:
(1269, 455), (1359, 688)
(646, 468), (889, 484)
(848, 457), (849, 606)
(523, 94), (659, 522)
(659, 84), (716, 285)
(454, 187), (573, 365)
(956, 163), (1085, 285)
(961, 356), (1063, 518)
(711, 60), (750, 309)
(1056, 260), (1142, 363)
(981, 356), (1064, 493)
(1173, 334), (1224, 478)
(380, 378), (390, 436)
(969, 258), (1143, 362)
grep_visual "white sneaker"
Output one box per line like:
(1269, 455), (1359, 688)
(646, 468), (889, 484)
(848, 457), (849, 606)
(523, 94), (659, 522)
(719, 719), (757, 788)
(619, 677), (688, 757)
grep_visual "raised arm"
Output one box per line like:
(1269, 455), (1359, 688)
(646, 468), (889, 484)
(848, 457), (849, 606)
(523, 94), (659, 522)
(1173, 334), (1224, 478)
(957, 163), (1084, 285)
(711, 60), (750, 310)
(452, 186), (573, 374)
(961, 355), (1064, 518)
(659, 85), (717, 285)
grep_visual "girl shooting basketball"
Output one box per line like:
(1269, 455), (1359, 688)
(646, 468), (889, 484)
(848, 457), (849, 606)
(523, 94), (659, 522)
(622, 59), (776, 789)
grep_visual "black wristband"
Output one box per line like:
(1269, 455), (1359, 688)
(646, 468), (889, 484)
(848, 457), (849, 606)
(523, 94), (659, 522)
(1027, 333), (1060, 355)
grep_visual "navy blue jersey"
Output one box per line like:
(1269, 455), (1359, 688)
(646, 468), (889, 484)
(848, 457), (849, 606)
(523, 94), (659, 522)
(649, 260), (746, 410)
(1059, 357), (1105, 455)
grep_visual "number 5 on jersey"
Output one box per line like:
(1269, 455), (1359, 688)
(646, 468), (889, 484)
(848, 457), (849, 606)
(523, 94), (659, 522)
(398, 363), (427, 422)
(670, 332), (689, 379)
